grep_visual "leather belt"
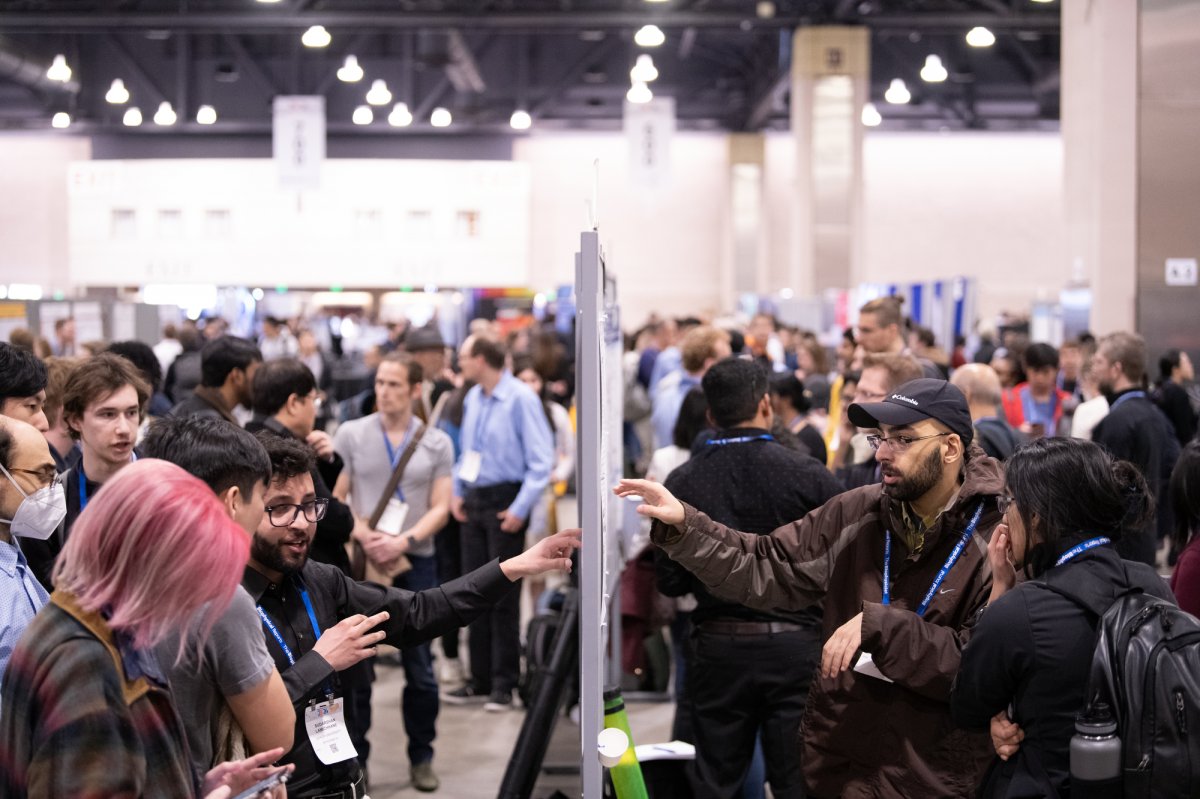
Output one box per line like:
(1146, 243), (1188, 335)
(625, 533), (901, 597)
(696, 620), (807, 635)
(309, 771), (366, 799)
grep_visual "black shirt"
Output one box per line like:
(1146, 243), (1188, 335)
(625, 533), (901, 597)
(1156, 381), (1198, 446)
(242, 558), (514, 796)
(655, 427), (842, 627)
(20, 465), (101, 590)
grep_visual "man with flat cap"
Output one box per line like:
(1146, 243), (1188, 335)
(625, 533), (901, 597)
(617, 378), (1007, 799)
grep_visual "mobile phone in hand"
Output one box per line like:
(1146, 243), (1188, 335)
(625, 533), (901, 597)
(231, 770), (289, 799)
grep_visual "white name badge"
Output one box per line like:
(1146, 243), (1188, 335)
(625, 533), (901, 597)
(304, 697), (359, 765)
(459, 450), (483, 484)
(376, 498), (409, 536)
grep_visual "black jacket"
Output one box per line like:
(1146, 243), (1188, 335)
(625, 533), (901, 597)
(974, 417), (1026, 462)
(950, 547), (1174, 798)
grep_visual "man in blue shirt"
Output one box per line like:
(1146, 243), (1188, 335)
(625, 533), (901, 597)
(445, 334), (554, 711)
(0, 417), (61, 706)
(650, 326), (732, 451)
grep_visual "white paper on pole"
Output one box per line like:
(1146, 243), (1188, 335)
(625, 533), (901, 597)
(623, 97), (675, 188)
(273, 96), (326, 190)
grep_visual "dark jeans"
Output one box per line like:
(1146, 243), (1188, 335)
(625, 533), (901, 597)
(393, 554), (440, 765)
(434, 516), (463, 659)
(687, 625), (820, 799)
(461, 483), (526, 695)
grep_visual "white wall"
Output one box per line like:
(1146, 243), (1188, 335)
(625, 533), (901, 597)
(0, 133), (91, 294)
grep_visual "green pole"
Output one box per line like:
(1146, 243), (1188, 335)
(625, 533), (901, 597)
(602, 688), (649, 799)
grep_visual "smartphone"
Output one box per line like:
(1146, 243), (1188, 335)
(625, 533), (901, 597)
(231, 770), (289, 799)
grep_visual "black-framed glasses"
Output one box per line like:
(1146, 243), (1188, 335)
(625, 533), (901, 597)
(6, 467), (61, 491)
(265, 498), (329, 527)
(997, 494), (1016, 515)
(865, 432), (950, 453)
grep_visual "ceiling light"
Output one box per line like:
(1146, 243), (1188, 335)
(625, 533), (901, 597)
(366, 79), (392, 106)
(430, 107), (452, 128)
(255, 0), (283, 3)
(966, 26), (996, 47)
(105, 78), (130, 104)
(337, 55), (364, 83)
(46, 54), (72, 82)
(352, 105), (373, 125)
(301, 25), (331, 48)
(920, 54), (948, 83)
(123, 107), (143, 126)
(153, 101), (177, 125)
(884, 78), (911, 104)
(861, 102), (882, 127)
(196, 104), (217, 125)
(626, 81), (653, 104)
(634, 25), (666, 47)
(1030, 0), (1054, 3)
(756, 0), (776, 18)
(388, 102), (413, 127)
(510, 109), (532, 130)
(51, 112), (70, 129)
(630, 54), (659, 83)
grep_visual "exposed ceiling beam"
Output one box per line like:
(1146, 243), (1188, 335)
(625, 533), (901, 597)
(528, 37), (621, 116)
(742, 68), (789, 131)
(103, 34), (170, 105)
(221, 34), (283, 97)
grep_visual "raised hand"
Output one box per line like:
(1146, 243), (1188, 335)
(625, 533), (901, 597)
(500, 528), (583, 581)
(612, 479), (686, 526)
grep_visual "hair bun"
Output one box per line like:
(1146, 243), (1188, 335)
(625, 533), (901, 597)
(1111, 459), (1153, 531)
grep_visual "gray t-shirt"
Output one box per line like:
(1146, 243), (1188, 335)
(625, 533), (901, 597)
(156, 584), (275, 769)
(333, 414), (454, 558)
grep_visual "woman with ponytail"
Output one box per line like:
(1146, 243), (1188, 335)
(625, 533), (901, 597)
(1169, 441), (1200, 616)
(949, 437), (1176, 798)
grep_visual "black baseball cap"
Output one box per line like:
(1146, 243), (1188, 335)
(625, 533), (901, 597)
(848, 378), (974, 447)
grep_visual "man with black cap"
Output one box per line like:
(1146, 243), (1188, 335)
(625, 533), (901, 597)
(403, 327), (454, 423)
(617, 378), (1006, 799)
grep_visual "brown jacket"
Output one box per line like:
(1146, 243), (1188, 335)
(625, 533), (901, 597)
(652, 446), (1005, 798)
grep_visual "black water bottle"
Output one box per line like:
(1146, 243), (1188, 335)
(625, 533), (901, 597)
(1070, 702), (1123, 798)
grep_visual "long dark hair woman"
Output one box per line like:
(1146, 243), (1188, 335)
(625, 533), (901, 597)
(1169, 440), (1200, 616)
(949, 437), (1175, 798)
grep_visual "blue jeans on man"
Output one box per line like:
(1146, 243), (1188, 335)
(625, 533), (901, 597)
(393, 553), (440, 766)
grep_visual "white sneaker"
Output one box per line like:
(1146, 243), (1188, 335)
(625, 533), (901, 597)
(438, 657), (465, 687)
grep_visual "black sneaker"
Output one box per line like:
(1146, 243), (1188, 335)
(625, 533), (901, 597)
(484, 690), (513, 712)
(441, 684), (487, 704)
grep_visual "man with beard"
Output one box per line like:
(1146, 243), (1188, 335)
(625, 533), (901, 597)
(245, 433), (580, 798)
(617, 378), (1005, 799)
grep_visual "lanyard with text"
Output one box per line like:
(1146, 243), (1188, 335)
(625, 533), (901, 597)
(78, 452), (138, 513)
(1110, 390), (1146, 411)
(1054, 536), (1112, 567)
(705, 434), (775, 447)
(381, 417), (418, 502)
(883, 501), (985, 618)
(256, 583), (328, 693)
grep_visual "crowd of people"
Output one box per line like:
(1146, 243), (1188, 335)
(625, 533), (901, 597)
(0, 297), (1198, 799)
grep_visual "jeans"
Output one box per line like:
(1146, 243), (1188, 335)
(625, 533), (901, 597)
(434, 517), (463, 660)
(393, 554), (440, 765)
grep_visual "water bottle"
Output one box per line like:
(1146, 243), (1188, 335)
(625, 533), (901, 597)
(1070, 702), (1123, 799)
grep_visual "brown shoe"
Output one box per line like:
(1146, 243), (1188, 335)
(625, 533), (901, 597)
(411, 761), (439, 792)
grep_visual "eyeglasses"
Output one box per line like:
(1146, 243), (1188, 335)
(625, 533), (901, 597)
(265, 498), (329, 527)
(865, 432), (950, 453)
(997, 494), (1016, 515)
(9, 468), (61, 491)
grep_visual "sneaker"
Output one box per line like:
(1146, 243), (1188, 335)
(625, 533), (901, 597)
(484, 690), (513, 712)
(411, 761), (439, 792)
(438, 656), (466, 687)
(441, 684), (487, 704)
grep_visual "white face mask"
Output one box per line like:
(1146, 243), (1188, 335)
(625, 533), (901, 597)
(0, 463), (67, 541)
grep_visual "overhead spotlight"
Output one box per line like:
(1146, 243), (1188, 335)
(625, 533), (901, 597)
(352, 105), (373, 125)
(756, 1), (777, 18)
(255, 0), (282, 4)
(123, 107), (143, 126)
(196, 104), (217, 125)
(920, 54), (948, 83)
(509, 109), (532, 130)
(366, 79), (392, 105)
(634, 25), (666, 47)
(388, 102), (413, 127)
(105, 78), (130, 104)
(884, 78), (911, 105)
(861, 102), (882, 127)
(430, 107), (452, 127)
(626, 81), (653, 104)
(630, 54), (659, 83)
(966, 26), (996, 47)
(153, 101), (177, 125)
(46, 54), (72, 82)
(337, 55), (364, 82)
(301, 25), (332, 48)
(51, 112), (71, 129)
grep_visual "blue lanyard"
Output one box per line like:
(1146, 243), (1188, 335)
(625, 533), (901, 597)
(1110, 390), (1146, 411)
(78, 453), (137, 512)
(381, 418), (418, 502)
(705, 434), (774, 446)
(1054, 536), (1112, 567)
(883, 501), (985, 618)
(256, 585), (323, 664)
(1020, 386), (1057, 427)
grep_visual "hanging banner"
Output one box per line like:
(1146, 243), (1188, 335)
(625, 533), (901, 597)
(273, 96), (325, 190)
(623, 96), (675, 188)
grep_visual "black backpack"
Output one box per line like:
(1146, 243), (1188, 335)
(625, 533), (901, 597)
(1047, 584), (1200, 798)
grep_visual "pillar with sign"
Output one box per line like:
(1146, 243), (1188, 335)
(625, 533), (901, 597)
(789, 27), (870, 298)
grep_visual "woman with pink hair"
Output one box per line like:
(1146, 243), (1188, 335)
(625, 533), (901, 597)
(0, 459), (291, 798)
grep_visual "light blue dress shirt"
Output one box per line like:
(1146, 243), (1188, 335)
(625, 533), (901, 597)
(648, 346), (682, 395)
(453, 372), (555, 521)
(651, 372), (702, 451)
(0, 536), (51, 711)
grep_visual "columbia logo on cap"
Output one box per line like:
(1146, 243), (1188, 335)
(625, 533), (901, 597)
(891, 394), (919, 406)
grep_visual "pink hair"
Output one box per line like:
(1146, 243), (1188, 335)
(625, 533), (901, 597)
(53, 459), (249, 650)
